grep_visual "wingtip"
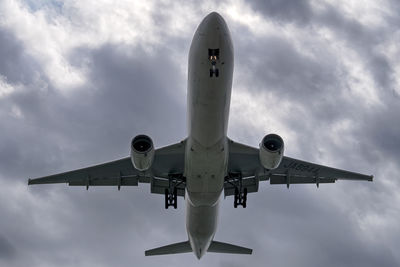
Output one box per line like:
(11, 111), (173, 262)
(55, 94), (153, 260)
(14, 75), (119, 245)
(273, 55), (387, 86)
(369, 175), (374, 181)
(28, 178), (31, 185)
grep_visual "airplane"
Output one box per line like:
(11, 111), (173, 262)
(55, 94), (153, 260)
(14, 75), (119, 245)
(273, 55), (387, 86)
(28, 12), (373, 259)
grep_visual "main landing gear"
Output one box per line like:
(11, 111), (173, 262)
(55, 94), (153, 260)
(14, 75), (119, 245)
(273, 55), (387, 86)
(234, 187), (248, 208)
(226, 173), (248, 208)
(164, 174), (185, 209)
(165, 187), (177, 209)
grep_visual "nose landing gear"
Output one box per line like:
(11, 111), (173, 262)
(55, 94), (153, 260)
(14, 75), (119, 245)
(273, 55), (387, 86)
(210, 67), (219, 77)
(208, 48), (220, 78)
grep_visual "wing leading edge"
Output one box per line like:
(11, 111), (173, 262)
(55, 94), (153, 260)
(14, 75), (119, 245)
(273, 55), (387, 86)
(225, 139), (373, 196)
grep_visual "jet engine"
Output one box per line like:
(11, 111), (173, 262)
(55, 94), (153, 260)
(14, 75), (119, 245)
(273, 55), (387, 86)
(130, 135), (155, 171)
(259, 134), (284, 170)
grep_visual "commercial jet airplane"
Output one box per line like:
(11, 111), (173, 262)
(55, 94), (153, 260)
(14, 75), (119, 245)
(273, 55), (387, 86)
(28, 12), (373, 259)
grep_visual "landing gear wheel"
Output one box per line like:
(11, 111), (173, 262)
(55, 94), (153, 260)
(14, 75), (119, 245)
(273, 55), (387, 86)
(215, 69), (219, 77)
(234, 188), (239, 208)
(233, 187), (248, 208)
(165, 188), (178, 209)
(165, 189), (169, 209)
(173, 187), (178, 209)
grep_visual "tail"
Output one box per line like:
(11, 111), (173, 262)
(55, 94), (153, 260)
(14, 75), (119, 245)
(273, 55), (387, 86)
(145, 241), (192, 256)
(145, 240), (252, 256)
(208, 241), (252, 255)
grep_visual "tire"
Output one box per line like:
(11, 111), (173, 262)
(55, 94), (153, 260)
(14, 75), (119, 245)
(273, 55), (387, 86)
(173, 188), (178, 209)
(164, 189), (169, 209)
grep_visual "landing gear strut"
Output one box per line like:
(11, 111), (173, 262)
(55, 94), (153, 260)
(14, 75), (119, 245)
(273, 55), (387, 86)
(209, 48), (220, 78)
(164, 174), (185, 209)
(227, 172), (248, 208)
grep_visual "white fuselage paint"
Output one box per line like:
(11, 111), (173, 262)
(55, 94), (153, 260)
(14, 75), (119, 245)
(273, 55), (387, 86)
(184, 12), (234, 259)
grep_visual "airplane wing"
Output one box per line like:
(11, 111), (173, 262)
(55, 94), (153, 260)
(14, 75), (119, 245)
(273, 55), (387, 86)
(224, 139), (373, 196)
(28, 140), (186, 196)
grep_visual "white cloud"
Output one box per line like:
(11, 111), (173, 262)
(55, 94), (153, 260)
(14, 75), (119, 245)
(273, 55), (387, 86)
(326, 0), (392, 27)
(0, 0), (86, 90)
(0, 75), (16, 97)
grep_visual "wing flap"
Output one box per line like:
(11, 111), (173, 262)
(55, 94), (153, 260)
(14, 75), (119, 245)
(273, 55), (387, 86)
(269, 174), (336, 184)
(68, 176), (139, 186)
(224, 176), (259, 197)
(151, 177), (186, 196)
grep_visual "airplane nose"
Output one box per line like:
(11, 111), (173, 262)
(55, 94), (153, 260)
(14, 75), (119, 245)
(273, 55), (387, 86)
(205, 12), (224, 26)
(205, 12), (226, 30)
(198, 12), (228, 47)
(199, 12), (226, 34)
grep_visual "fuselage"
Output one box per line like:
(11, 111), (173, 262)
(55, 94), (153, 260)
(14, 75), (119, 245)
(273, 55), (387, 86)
(184, 12), (234, 259)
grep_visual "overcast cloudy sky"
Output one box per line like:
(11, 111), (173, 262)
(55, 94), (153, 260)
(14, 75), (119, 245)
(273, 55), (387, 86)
(0, 0), (399, 266)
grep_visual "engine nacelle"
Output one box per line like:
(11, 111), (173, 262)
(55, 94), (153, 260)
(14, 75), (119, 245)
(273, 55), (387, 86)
(259, 134), (284, 170)
(130, 135), (155, 171)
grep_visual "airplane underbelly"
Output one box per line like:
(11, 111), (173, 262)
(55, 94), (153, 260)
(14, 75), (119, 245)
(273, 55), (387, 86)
(186, 199), (219, 258)
(190, 85), (227, 146)
(185, 137), (227, 206)
(185, 10), (233, 208)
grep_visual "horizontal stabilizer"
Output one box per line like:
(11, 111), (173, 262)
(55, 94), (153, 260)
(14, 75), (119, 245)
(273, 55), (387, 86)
(145, 241), (192, 256)
(208, 241), (252, 254)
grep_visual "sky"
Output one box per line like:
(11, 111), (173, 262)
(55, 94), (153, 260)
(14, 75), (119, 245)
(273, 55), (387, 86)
(0, 0), (399, 266)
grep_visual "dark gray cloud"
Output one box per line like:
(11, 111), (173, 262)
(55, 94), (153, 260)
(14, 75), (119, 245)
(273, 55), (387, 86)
(0, 41), (187, 179)
(248, 0), (395, 95)
(232, 1), (398, 172)
(0, 28), (188, 266)
(0, 28), (39, 84)
(0, 1), (399, 267)
(0, 234), (16, 260)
